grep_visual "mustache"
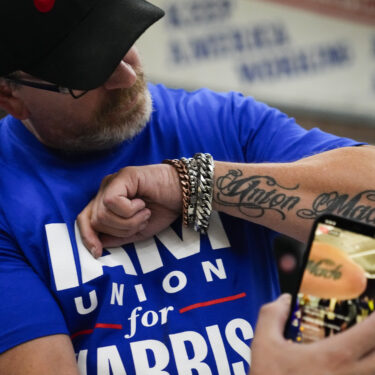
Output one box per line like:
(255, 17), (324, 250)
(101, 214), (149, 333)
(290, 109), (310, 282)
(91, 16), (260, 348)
(96, 69), (147, 120)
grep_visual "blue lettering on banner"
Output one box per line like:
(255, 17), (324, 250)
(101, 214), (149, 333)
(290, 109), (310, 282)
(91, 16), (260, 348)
(166, 0), (233, 28)
(169, 23), (290, 64)
(239, 42), (352, 83)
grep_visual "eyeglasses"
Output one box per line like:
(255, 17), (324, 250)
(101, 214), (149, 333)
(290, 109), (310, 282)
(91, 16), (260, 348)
(4, 76), (89, 99)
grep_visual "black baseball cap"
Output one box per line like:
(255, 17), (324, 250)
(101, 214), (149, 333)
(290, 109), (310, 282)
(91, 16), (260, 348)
(0, 0), (164, 90)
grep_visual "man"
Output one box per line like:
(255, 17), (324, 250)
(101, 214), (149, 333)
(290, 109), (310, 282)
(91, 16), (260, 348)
(0, 0), (374, 374)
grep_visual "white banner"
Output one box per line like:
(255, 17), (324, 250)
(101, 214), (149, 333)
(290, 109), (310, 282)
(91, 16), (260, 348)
(137, 0), (375, 122)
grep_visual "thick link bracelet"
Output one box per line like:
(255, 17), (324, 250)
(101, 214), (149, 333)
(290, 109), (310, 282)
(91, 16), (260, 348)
(181, 157), (197, 225)
(163, 153), (214, 234)
(162, 158), (191, 227)
(193, 153), (214, 233)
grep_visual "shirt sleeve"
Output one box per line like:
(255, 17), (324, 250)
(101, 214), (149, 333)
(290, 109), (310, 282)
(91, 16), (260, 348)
(233, 95), (365, 163)
(0, 217), (69, 354)
(150, 85), (365, 163)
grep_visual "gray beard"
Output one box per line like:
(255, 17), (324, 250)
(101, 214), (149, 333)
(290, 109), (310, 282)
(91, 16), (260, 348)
(54, 89), (153, 154)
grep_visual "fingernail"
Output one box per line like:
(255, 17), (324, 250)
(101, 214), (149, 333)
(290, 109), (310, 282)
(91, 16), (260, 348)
(90, 246), (99, 259)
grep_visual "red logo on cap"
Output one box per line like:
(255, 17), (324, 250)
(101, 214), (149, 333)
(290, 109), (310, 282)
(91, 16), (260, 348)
(34, 0), (55, 13)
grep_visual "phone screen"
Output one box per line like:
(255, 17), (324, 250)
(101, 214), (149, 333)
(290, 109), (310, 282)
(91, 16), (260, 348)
(284, 214), (375, 343)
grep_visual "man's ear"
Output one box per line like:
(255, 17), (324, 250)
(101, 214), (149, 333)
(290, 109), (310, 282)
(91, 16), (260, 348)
(0, 83), (30, 119)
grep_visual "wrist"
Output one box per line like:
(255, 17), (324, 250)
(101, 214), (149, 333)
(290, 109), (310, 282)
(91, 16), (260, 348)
(163, 160), (190, 225)
(162, 163), (184, 210)
(163, 153), (214, 234)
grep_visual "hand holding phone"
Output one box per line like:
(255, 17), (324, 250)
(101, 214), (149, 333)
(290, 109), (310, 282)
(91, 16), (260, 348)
(250, 294), (375, 375)
(284, 214), (375, 343)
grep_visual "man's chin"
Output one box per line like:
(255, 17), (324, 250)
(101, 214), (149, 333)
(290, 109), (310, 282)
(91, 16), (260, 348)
(52, 89), (152, 155)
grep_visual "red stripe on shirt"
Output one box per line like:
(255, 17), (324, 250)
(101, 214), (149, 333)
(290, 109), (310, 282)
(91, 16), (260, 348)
(179, 292), (247, 313)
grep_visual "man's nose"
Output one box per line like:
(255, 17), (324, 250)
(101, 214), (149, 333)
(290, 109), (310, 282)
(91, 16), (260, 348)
(103, 60), (137, 90)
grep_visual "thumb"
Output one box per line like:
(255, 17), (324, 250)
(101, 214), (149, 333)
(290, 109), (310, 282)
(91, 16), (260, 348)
(255, 294), (292, 338)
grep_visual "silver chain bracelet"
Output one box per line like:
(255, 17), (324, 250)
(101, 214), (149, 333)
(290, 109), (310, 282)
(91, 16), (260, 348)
(192, 153), (214, 233)
(164, 153), (214, 234)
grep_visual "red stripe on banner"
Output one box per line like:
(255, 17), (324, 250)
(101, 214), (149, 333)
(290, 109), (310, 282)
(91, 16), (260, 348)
(71, 323), (123, 340)
(179, 292), (247, 313)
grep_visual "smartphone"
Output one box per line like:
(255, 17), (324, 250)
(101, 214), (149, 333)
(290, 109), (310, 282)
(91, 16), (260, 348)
(284, 214), (375, 343)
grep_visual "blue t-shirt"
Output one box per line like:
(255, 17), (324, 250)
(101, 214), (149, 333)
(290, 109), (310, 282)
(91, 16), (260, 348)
(0, 84), (361, 374)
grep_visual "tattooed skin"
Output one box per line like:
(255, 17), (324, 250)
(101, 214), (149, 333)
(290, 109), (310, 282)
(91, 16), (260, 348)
(306, 259), (342, 280)
(214, 169), (300, 219)
(297, 191), (375, 224)
(215, 169), (375, 225)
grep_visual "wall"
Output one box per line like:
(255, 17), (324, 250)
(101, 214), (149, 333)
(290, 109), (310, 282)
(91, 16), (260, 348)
(136, 0), (375, 144)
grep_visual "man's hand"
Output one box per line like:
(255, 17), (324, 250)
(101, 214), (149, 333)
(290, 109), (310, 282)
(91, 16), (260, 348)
(77, 164), (182, 258)
(250, 294), (375, 375)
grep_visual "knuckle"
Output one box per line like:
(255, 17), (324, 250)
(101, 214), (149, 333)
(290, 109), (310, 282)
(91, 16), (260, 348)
(101, 173), (115, 185)
(96, 210), (109, 224)
(90, 216), (100, 228)
(80, 234), (91, 246)
(259, 302), (275, 316)
(102, 194), (117, 209)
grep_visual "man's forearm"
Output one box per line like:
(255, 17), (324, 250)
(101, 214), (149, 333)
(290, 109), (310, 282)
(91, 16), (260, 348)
(212, 146), (375, 242)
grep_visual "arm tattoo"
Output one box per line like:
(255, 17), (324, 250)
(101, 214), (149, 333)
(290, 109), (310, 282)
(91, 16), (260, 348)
(214, 169), (300, 220)
(215, 169), (375, 225)
(297, 191), (375, 224)
(306, 259), (342, 280)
